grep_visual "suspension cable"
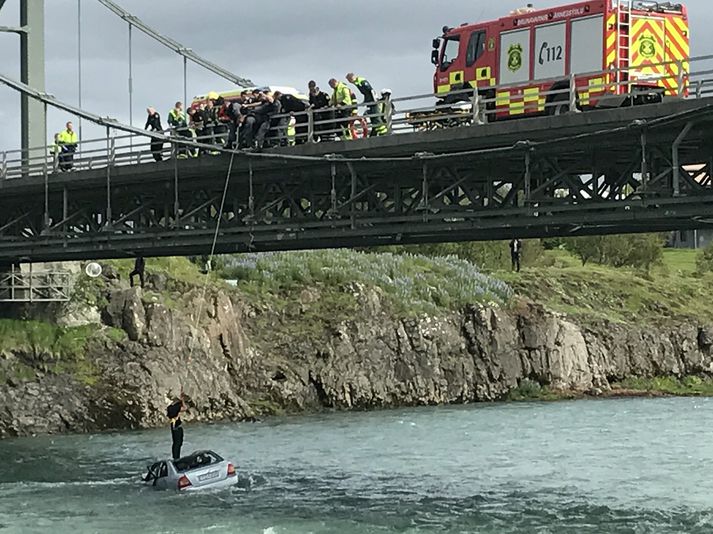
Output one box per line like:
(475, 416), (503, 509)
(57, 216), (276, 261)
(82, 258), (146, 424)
(97, 0), (254, 88)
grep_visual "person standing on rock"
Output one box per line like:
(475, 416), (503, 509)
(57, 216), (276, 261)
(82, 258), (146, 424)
(167, 397), (186, 460)
(510, 239), (523, 272)
(129, 256), (145, 288)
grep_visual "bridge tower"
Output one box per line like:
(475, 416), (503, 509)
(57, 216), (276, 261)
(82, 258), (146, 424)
(0, 0), (46, 157)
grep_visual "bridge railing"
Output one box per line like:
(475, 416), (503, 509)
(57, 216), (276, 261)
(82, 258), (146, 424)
(2, 54), (713, 179)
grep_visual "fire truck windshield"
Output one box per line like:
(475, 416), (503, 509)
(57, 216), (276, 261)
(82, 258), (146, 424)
(440, 35), (460, 71)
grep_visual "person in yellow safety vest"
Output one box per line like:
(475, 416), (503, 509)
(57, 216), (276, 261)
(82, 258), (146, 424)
(56, 121), (78, 172)
(346, 73), (385, 136)
(373, 88), (394, 136)
(328, 78), (353, 140)
(168, 101), (190, 159)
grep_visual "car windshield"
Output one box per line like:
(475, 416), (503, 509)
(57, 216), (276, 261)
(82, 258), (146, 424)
(173, 451), (223, 472)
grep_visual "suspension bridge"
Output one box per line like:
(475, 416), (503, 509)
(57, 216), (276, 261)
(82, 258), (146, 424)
(1, 0), (713, 267)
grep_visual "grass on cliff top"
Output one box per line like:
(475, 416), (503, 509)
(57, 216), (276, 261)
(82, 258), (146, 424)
(496, 249), (713, 323)
(104, 256), (221, 288)
(221, 249), (513, 315)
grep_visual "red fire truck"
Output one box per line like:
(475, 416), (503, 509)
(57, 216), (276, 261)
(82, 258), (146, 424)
(431, 0), (689, 119)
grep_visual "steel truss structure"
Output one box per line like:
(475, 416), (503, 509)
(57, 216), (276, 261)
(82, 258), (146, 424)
(1, 98), (713, 263)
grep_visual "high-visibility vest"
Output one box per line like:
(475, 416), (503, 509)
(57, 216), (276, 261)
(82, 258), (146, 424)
(331, 82), (353, 107)
(353, 77), (375, 102)
(56, 129), (78, 145)
(168, 108), (187, 128)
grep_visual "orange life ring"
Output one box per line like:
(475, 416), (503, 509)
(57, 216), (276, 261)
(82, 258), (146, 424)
(349, 117), (369, 139)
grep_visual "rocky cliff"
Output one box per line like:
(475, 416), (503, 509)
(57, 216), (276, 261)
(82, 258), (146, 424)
(2, 273), (712, 438)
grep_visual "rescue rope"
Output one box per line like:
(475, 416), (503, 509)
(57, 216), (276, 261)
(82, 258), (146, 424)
(183, 151), (236, 393)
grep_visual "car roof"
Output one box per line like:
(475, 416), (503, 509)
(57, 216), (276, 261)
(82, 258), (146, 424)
(171, 450), (224, 472)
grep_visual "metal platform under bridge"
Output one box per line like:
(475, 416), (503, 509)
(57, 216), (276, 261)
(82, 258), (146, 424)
(0, 266), (71, 303)
(2, 98), (713, 262)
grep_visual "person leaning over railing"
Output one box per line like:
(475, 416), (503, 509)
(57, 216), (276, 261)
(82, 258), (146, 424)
(145, 107), (164, 162)
(168, 101), (190, 159)
(278, 93), (309, 145)
(308, 81), (332, 142)
(347, 73), (385, 136)
(328, 78), (354, 141)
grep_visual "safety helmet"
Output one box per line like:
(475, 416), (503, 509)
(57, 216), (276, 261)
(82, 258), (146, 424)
(381, 88), (392, 95)
(207, 91), (219, 101)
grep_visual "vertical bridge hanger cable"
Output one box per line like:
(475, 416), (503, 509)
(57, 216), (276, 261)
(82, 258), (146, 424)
(96, 0), (254, 88)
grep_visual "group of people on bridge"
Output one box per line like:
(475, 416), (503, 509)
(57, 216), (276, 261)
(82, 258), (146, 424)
(142, 73), (394, 160)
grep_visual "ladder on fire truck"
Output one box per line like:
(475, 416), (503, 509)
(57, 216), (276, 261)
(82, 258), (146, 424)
(616, 0), (633, 92)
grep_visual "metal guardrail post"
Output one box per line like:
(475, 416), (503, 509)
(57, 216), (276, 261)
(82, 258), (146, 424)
(29, 263), (34, 304)
(43, 146), (49, 229)
(307, 107), (315, 143)
(385, 95), (394, 135)
(677, 59), (685, 97)
(471, 87), (483, 125)
(569, 73), (577, 113)
(109, 132), (116, 166)
(0, 151), (6, 180)
(106, 126), (112, 225)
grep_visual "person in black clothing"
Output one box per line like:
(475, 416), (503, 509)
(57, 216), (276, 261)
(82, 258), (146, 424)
(225, 97), (244, 149)
(129, 256), (145, 288)
(145, 108), (164, 162)
(308, 81), (332, 142)
(166, 397), (185, 460)
(509, 239), (523, 272)
(203, 99), (219, 152)
(242, 93), (280, 150)
(279, 93), (309, 144)
(214, 96), (229, 148)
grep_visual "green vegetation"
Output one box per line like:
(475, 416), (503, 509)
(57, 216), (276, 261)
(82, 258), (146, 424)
(695, 242), (713, 275)
(0, 320), (103, 386)
(375, 240), (547, 272)
(0, 320), (94, 359)
(220, 249), (513, 317)
(612, 376), (713, 397)
(105, 256), (223, 288)
(563, 234), (665, 271)
(497, 246), (713, 323)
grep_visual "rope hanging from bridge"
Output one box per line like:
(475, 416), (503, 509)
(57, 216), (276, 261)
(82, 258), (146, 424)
(96, 0), (254, 88)
(183, 151), (236, 392)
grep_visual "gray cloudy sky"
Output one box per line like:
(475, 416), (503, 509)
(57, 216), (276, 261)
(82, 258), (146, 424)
(0, 0), (711, 151)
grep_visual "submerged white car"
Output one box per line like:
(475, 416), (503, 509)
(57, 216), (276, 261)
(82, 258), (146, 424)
(143, 450), (237, 492)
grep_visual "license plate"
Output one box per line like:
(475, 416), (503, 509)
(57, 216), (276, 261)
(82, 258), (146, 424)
(198, 470), (219, 482)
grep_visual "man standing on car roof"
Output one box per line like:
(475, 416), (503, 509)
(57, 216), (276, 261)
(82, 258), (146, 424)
(167, 397), (186, 460)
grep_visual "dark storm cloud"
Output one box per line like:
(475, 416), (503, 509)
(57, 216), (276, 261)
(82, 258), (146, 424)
(0, 0), (712, 150)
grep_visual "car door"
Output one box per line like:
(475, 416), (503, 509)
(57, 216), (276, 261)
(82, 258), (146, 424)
(154, 461), (170, 489)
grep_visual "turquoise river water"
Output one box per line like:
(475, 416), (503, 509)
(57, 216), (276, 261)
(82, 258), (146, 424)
(1, 397), (713, 533)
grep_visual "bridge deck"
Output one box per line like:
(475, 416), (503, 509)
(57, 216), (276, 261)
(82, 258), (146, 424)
(2, 97), (712, 197)
(2, 98), (713, 262)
